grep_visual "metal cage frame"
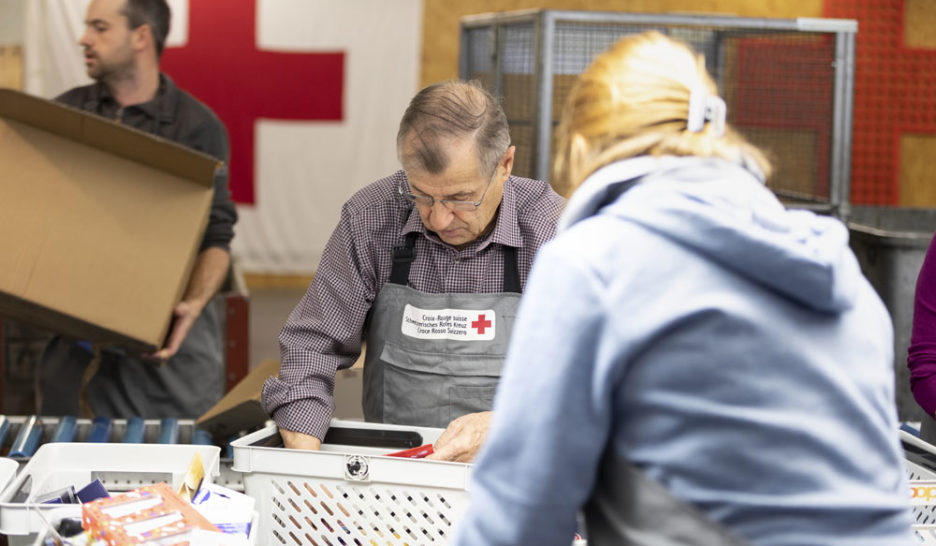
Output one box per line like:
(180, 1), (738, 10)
(459, 10), (857, 217)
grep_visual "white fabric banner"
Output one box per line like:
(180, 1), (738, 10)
(23, 0), (421, 275)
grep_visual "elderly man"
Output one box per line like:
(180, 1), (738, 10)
(39, 0), (236, 418)
(262, 81), (563, 461)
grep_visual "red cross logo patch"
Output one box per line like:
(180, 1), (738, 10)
(401, 305), (495, 341)
(471, 314), (492, 335)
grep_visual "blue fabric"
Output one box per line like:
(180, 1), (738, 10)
(454, 157), (916, 546)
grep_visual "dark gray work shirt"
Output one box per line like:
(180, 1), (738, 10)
(55, 73), (237, 252)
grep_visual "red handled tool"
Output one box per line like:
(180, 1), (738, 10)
(384, 444), (434, 458)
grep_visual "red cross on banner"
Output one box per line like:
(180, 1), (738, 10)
(160, 0), (344, 205)
(824, 0), (936, 205)
(733, 38), (834, 199)
(472, 314), (492, 335)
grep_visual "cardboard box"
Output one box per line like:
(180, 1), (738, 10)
(0, 88), (219, 353)
(197, 356), (366, 440)
(197, 358), (280, 440)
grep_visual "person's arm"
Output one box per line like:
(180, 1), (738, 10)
(148, 112), (235, 360)
(188, 112), (237, 255)
(909, 232), (936, 417)
(279, 428), (322, 450)
(262, 202), (378, 447)
(150, 246), (230, 360)
(453, 239), (613, 546)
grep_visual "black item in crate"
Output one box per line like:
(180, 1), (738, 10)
(252, 425), (424, 449)
(460, 11), (856, 217)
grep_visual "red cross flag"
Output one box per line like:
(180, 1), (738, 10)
(24, 0), (421, 274)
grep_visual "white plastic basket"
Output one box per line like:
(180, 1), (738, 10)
(903, 430), (936, 545)
(0, 442), (220, 538)
(231, 419), (472, 545)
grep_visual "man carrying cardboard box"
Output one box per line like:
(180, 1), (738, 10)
(37, 0), (237, 418)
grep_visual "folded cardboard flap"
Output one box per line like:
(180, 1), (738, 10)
(0, 88), (221, 353)
(197, 359), (280, 440)
(197, 358), (369, 442)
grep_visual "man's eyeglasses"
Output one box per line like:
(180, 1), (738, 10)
(398, 175), (495, 212)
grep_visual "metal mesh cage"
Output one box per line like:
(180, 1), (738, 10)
(460, 11), (856, 216)
(501, 23), (537, 178)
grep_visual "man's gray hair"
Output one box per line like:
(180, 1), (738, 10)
(397, 81), (511, 178)
(122, 0), (171, 57)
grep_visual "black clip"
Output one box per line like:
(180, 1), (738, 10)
(392, 244), (415, 263)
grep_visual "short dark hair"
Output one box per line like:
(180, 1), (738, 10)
(397, 80), (511, 178)
(121, 0), (171, 57)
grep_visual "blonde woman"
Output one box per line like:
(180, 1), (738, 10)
(453, 32), (914, 546)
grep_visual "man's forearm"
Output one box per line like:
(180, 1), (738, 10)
(147, 247), (231, 360)
(280, 428), (323, 450)
(184, 246), (231, 310)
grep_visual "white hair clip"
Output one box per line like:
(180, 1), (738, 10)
(687, 89), (726, 137)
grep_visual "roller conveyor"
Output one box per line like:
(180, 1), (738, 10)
(0, 415), (246, 491)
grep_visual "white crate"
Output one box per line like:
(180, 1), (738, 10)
(231, 420), (472, 545)
(0, 416), (245, 491)
(0, 442), (220, 537)
(903, 430), (936, 545)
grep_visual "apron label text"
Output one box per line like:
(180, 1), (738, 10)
(401, 304), (495, 341)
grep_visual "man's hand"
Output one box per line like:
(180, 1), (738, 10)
(143, 247), (230, 363)
(280, 428), (323, 450)
(425, 411), (492, 462)
(145, 299), (205, 362)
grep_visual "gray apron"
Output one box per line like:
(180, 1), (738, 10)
(921, 417), (936, 444)
(584, 450), (753, 546)
(36, 299), (224, 418)
(362, 232), (522, 428)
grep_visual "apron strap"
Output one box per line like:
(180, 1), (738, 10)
(389, 232), (419, 286)
(389, 232), (522, 293)
(502, 245), (521, 293)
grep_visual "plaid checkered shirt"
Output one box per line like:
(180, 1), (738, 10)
(262, 169), (565, 438)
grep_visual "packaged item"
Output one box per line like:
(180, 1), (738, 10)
(191, 483), (254, 538)
(36, 486), (78, 505)
(81, 482), (218, 545)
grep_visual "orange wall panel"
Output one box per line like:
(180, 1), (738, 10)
(421, 0), (823, 86)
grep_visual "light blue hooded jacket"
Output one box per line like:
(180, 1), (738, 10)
(453, 156), (915, 546)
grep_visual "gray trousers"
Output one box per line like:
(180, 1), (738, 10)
(922, 417), (936, 444)
(36, 302), (224, 419)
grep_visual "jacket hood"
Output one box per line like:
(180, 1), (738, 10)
(558, 156), (858, 313)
